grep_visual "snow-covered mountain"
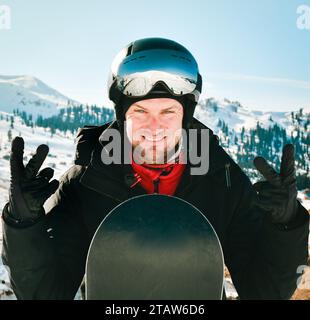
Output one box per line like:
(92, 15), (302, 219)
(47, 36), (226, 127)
(0, 75), (79, 119)
(194, 98), (310, 183)
(195, 97), (299, 134)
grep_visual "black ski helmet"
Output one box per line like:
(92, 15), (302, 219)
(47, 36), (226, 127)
(108, 37), (202, 128)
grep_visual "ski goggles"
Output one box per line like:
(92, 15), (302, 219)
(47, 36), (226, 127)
(112, 49), (201, 102)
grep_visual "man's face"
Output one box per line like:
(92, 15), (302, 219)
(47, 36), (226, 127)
(125, 98), (184, 164)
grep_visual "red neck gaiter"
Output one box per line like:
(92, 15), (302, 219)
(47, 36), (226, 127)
(131, 158), (186, 196)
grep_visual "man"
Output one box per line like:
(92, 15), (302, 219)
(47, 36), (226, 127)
(1, 38), (309, 300)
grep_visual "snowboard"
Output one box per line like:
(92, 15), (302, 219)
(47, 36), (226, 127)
(86, 194), (224, 300)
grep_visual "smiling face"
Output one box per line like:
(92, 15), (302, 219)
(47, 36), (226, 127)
(125, 98), (184, 164)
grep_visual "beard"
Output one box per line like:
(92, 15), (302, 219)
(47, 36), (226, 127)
(132, 140), (181, 164)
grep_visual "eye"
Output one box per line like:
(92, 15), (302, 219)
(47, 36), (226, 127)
(162, 110), (175, 114)
(134, 109), (146, 113)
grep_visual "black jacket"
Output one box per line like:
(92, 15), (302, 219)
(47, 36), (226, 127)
(1, 119), (309, 300)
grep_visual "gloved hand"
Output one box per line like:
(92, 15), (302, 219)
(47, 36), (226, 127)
(6, 136), (59, 226)
(253, 144), (298, 225)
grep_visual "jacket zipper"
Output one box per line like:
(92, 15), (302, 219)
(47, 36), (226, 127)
(225, 163), (231, 189)
(129, 173), (142, 188)
(153, 178), (160, 193)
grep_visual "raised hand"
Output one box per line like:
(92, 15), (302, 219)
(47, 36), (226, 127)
(7, 136), (59, 225)
(253, 144), (298, 225)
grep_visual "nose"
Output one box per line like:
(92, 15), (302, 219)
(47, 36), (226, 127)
(147, 114), (162, 135)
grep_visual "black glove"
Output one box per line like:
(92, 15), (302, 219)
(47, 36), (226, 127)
(5, 136), (59, 226)
(253, 144), (298, 225)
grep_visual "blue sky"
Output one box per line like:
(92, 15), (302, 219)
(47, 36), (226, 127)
(0, 0), (309, 111)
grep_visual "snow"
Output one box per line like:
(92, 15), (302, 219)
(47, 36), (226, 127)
(0, 75), (79, 119)
(299, 190), (310, 214)
(224, 278), (239, 300)
(194, 98), (291, 133)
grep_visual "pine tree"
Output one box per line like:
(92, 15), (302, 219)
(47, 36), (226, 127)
(8, 129), (12, 142)
(10, 116), (14, 129)
(241, 127), (245, 143)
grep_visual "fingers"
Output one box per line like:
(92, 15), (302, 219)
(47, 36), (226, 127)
(256, 187), (287, 199)
(253, 156), (282, 187)
(47, 179), (59, 195)
(20, 167), (54, 193)
(21, 176), (51, 192)
(10, 136), (25, 183)
(252, 181), (268, 192)
(253, 187), (286, 215)
(252, 197), (274, 213)
(280, 144), (296, 185)
(37, 167), (54, 181)
(24, 144), (49, 181)
(36, 179), (59, 202)
(21, 175), (58, 209)
(253, 180), (289, 197)
(29, 179), (59, 208)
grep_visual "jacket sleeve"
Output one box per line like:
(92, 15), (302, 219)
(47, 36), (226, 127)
(1, 167), (89, 300)
(224, 170), (309, 300)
